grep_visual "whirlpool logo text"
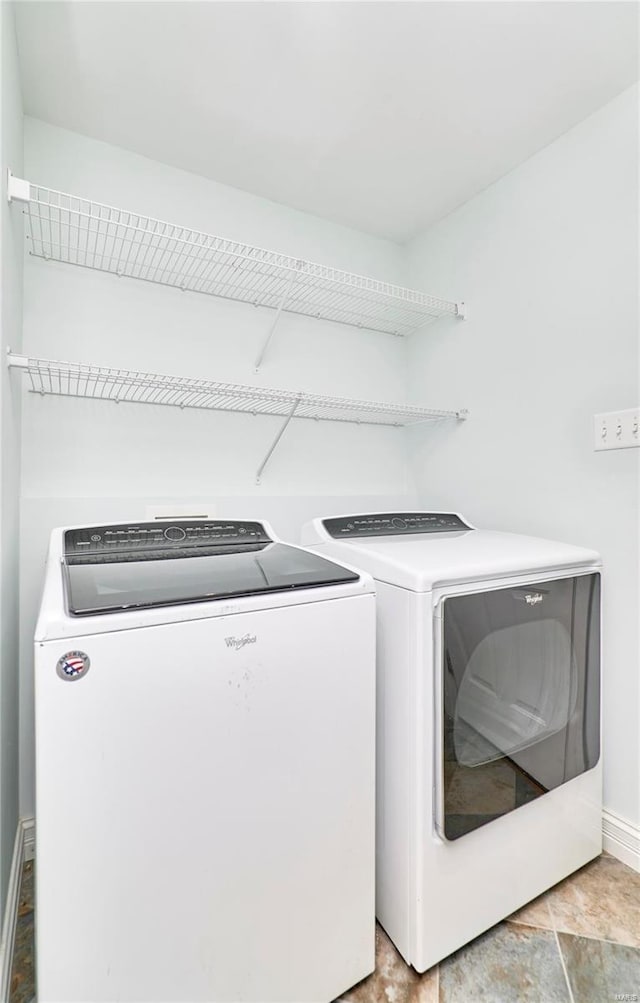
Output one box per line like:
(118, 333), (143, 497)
(525, 593), (544, 606)
(225, 634), (257, 651)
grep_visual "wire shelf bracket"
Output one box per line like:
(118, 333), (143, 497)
(7, 351), (468, 484)
(256, 395), (301, 484)
(7, 172), (467, 346)
(254, 271), (298, 372)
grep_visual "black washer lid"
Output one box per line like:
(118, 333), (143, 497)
(64, 540), (360, 616)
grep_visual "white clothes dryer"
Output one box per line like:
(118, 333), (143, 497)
(301, 512), (602, 972)
(35, 519), (376, 1003)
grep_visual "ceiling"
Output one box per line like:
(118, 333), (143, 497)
(14, 1), (639, 243)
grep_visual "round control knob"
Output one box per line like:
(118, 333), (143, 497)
(163, 526), (186, 542)
(392, 517), (407, 530)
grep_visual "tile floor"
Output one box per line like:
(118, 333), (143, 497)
(9, 859), (33, 1003)
(9, 853), (640, 1003)
(339, 854), (640, 1003)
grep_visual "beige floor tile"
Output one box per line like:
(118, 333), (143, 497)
(544, 853), (640, 948)
(340, 924), (438, 1003)
(508, 892), (554, 930)
(413, 967), (439, 1003)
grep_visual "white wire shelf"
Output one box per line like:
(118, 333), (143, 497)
(7, 353), (467, 482)
(8, 174), (465, 343)
(8, 353), (464, 424)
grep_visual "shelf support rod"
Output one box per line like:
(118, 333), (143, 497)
(254, 273), (297, 372)
(256, 395), (301, 485)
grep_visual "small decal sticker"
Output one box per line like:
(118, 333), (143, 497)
(56, 651), (91, 682)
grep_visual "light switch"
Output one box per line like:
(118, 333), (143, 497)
(594, 408), (640, 451)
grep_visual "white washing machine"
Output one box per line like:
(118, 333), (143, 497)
(35, 519), (376, 1003)
(301, 511), (602, 972)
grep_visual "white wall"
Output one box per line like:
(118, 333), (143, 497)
(406, 85), (640, 829)
(18, 91), (639, 842)
(0, 2), (23, 910)
(19, 119), (417, 815)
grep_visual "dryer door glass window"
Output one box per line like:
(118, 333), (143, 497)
(439, 573), (600, 841)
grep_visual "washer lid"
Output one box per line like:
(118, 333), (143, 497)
(64, 533), (361, 609)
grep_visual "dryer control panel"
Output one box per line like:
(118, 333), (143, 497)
(323, 513), (472, 539)
(64, 521), (271, 564)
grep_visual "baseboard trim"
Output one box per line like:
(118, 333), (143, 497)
(603, 808), (640, 872)
(22, 819), (35, 864)
(0, 816), (34, 1003)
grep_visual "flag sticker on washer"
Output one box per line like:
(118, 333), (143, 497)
(56, 651), (91, 681)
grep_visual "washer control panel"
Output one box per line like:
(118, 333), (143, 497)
(64, 521), (271, 563)
(323, 513), (472, 539)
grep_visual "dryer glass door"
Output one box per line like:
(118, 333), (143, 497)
(439, 573), (600, 841)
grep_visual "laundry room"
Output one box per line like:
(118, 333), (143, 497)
(0, 2), (638, 1002)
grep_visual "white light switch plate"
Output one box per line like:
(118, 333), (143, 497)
(594, 408), (640, 451)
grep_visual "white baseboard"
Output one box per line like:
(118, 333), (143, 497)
(0, 816), (35, 1003)
(22, 819), (35, 864)
(603, 808), (640, 872)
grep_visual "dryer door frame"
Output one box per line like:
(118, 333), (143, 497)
(433, 566), (601, 843)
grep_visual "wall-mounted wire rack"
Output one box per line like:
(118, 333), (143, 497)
(7, 353), (467, 483)
(7, 173), (466, 370)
